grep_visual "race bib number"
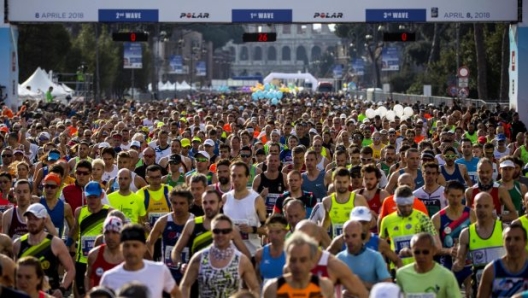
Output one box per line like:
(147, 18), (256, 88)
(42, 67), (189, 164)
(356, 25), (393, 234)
(471, 247), (505, 267)
(332, 223), (343, 237)
(148, 212), (166, 226)
(164, 245), (175, 267)
(81, 236), (97, 256)
(394, 235), (413, 253)
(265, 193), (280, 213)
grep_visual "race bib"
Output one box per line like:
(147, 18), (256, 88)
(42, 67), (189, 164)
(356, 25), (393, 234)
(148, 212), (166, 226)
(471, 247), (505, 267)
(81, 236), (97, 256)
(233, 219), (249, 240)
(394, 235), (413, 253)
(265, 193), (280, 213)
(332, 223), (344, 237)
(164, 245), (175, 268)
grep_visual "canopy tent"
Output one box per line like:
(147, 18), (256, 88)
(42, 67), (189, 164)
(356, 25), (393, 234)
(178, 81), (191, 91)
(263, 72), (318, 91)
(19, 67), (69, 96)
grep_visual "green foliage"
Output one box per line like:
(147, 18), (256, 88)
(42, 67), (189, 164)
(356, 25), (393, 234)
(192, 25), (245, 49)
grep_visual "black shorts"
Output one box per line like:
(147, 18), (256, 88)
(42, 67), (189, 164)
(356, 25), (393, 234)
(75, 262), (87, 295)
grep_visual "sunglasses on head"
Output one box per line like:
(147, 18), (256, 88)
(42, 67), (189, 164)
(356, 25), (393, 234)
(212, 228), (232, 235)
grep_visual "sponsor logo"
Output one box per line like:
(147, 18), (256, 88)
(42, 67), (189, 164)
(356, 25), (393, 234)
(313, 12), (343, 19)
(180, 13), (210, 19)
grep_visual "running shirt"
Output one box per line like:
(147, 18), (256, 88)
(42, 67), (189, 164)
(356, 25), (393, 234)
(8, 207), (28, 240)
(276, 275), (323, 298)
(273, 191), (318, 218)
(329, 192), (356, 237)
(89, 244), (120, 287)
(18, 233), (60, 289)
(396, 263), (462, 298)
(438, 206), (472, 269)
(214, 183), (233, 198)
(107, 192), (146, 224)
(76, 206), (110, 264)
(470, 183), (502, 216)
(490, 258), (528, 298)
(259, 244), (286, 284)
(358, 188), (383, 214)
(494, 148), (511, 160)
(413, 186), (448, 217)
(455, 157), (479, 185)
(198, 247), (242, 297)
(519, 216), (528, 252)
(40, 198), (65, 237)
(499, 180), (524, 216)
(311, 250), (330, 278)
(468, 220), (505, 289)
(162, 214), (193, 282)
(137, 185), (172, 226)
(187, 216), (212, 257)
(398, 168), (424, 190)
(223, 190), (261, 255)
(256, 172), (285, 214)
(301, 171), (327, 202)
(440, 164), (466, 186)
(166, 173), (186, 188)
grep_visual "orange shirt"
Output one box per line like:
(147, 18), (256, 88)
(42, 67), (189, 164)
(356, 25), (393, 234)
(378, 195), (429, 221)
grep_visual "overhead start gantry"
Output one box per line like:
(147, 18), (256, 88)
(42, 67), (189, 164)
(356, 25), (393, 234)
(0, 0), (525, 115)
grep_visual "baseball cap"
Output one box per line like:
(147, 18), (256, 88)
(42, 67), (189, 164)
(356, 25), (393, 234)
(195, 150), (210, 160)
(0, 127), (8, 133)
(478, 136), (487, 145)
(38, 132), (51, 141)
(98, 142), (111, 149)
(421, 150), (435, 160)
(500, 160), (515, 168)
(169, 154), (182, 164)
(48, 150), (60, 161)
(181, 138), (191, 148)
(130, 140), (141, 149)
(309, 128), (318, 135)
(340, 113), (347, 119)
(192, 136), (202, 143)
(14, 148), (24, 155)
(84, 181), (103, 197)
(379, 129), (388, 135)
(388, 128), (396, 133)
(204, 139), (215, 147)
(24, 203), (48, 219)
(369, 282), (404, 298)
(349, 206), (372, 222)
(103, 216), (123, 233)
(43, 173), (61, 185)
(496, 133), (506, 141)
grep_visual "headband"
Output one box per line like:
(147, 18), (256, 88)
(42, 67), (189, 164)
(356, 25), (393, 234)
(394, 195), (414, 205)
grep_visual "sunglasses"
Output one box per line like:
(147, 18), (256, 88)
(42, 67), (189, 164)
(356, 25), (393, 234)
(143, 155), (155, 158)
(169, 161), (180, 165)
(196, 158), (208, 162)
(444, 155), (457, 159)
(44, 184), (58, 189)
(413, 249), (430, 255)
(76, 171), (90, 176)
(1, 154), (12, 158)
(212, 228), (232, 235)
(361, 158), (372, 162)
(240, 154), (251, 158)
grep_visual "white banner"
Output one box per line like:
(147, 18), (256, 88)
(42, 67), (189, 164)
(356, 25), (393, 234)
(7, 0), (518, 23)
(123, 43), (142, 69)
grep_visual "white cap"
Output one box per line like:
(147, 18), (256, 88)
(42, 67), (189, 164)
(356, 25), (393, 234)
(98, 142), (111, 149)
(204, 139), (215, 147)
(500, 160), (515, 168)
(340, 113), (347, 119)
(349, 206), (372, 222)
(309, 128), (318, 134)
(369, 282), (403, 298)
(195, 150), (211, 160)
(130, 140), (141, 148)
(24, 203), (48, 219)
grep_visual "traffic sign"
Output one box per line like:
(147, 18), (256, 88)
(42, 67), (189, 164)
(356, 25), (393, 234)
(458, 66), (470, 77)
(458, 77), (469, 88)
(447, 85), (458, 97)
(458, 87), (469, 98)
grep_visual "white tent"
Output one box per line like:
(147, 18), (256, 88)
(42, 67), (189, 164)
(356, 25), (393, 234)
(178, 81), (191, 91)
(263, 72), (317, 91)
(19, 67), (69, 96)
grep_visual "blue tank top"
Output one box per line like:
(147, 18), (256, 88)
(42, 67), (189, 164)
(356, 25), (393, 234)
(455, 157), (479, 184)
(342, 233), (379, 251)
(399, 169), (424, 190)
(40, 198), (64, 238)
(162, 215), (188, 283)
(259, 244), (286, 280)
(438, 206), (471, 269)
(440, 164), (466, 186)
(491, 258), (528, 298)
(301, 171), (327, 201)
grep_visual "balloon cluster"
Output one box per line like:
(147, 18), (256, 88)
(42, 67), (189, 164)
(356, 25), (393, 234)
(364, 104), (414, 122)
(251, 83), (284, 104)
(216, 85), (230, 93)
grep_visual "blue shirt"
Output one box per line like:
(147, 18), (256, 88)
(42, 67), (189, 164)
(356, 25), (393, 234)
(337, 247), (391, 284)
(455, 157), (479, 184)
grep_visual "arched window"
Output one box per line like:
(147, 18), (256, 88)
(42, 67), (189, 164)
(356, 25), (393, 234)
(282, 46), (291, 61)
(311, 46), (321, 61)
(268, 46), (277, 60)
(253, 46), (262, 61)
(240, 46), (248, 61)
(296, 46), (308, 64)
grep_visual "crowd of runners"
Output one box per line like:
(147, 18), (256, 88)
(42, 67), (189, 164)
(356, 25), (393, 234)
(0, 94), (525, 298)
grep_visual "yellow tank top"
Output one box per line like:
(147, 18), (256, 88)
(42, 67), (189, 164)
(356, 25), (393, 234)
(369, 144), (384, 160)
(143, 186), (171, 226)
(329, 192), (355, 236)
(468, 220), (504, 283)
(518, 216), (528, 252)
(276, 275), (323, 298)
(76, 205), (110, 264)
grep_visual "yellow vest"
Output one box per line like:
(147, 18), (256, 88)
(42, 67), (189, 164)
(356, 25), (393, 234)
(76, 205), (110, 264)
(468, 220), (504, 283)
(329, 192), (355, 237)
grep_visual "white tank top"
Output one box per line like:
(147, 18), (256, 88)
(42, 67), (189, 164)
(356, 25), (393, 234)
(316, 156), (326, 171)
(223, 190), (261, 256)
(102, 164), (118, 182)
(130, 171), (139, 192)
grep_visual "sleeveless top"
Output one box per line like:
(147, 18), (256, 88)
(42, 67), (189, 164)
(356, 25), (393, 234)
(259, 244), (286, 283)
(413, 186), (447, 217)
(359, 188), (382, 214)
(301, 171), (327, 202)
(521, 145), (528, 165)
(501, 181), (523, 215)
(76, 205), (110, 264)
(40, 198), (65, 238)
(166, 173), (186, 188)
(276, 275), (323, 298)
(247, 164), (258, 188)
(162, 214), (191, 282)
(90, 244), (120, 287)
(311, 250), (330, 278)
(223, 190), (261, 255)
(109, 171), (140, 193)
(198, 247), (242, 297)
(9, 207), (28, 240)
(490, 258), (528, 298)
(316, 157), (326, 171)
(256, 172), (285, 214)
(398, 168), (424, 190)
(143, 185), (171, 226)
(456, 157), (479, 185)
(18, 233), (60, 289)
(468, 220), (504, 287)
(438, 206), (472, 269)
(440, 164), (465, 185)
(519, 216), (528, 252)
(214, 182), (233, 198)
(188, 216), (212, 257)
(329, 192), (356, 237)
(470, 183), (502, 216)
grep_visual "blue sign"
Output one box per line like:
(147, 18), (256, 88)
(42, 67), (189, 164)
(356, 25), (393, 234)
(196, 61), (206, 77)
(351, 59), (365, 75)
(232, 9), (292, 23)
(123, 43), (142, 69)
(365, 9), (426, 22)
(333, 64), (343, 78)
(381, 47), (399, 71)
(98, 9), (159, 22)
(169, 55), (183, 74)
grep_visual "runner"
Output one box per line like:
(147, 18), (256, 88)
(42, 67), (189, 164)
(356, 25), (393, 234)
(254, 214), (288, 285)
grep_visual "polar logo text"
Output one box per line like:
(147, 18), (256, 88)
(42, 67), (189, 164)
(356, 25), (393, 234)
(180, 13), (210, 19)
(313, 13), (343, 18)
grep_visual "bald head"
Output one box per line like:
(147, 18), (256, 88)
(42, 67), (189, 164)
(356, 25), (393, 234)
(343, 220), (362, 234)
(474, 192), (493, 206)
(117, 168), (131, 178)
(296, 220), (320, 242)
(398, 173), (415, 189)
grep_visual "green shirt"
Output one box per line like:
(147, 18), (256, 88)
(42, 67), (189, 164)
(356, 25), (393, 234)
(45, 90), (53, 103)
(396, 263), (462, 298)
